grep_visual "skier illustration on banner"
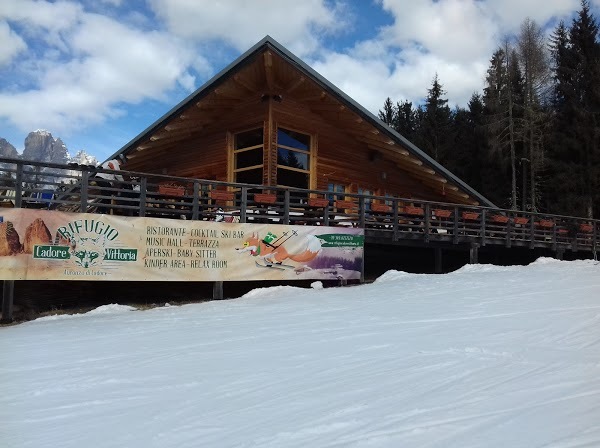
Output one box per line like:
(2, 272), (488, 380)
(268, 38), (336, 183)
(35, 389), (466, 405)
(235, 230), (321, 270)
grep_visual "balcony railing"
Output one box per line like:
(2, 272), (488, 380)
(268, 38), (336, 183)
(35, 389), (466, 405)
(0, 157), (597, 252)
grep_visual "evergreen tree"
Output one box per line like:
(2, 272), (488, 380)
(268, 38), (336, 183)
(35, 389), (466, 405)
(396, 100), (417, 140)
(569, 0), (600, 218)
(547, 1), (600, 218)
(483, 46), (525, 208)
(420, 74), (452, 163)
(378, 97), (397, 128)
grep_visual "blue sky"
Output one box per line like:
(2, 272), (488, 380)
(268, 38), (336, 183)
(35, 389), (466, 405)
(0, 0), (595, 161)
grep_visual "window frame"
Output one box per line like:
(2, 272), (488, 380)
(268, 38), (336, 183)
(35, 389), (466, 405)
(275, 126), (312, 189)
(232, 127), (264, 185)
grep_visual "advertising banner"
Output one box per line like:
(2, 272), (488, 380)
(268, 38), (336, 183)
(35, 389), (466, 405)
(0, 209), (364, 281)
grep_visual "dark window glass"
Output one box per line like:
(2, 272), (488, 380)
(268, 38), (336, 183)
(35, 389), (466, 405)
(277, 167), (309, 189)
(277, 128), (310, 150)
(327, 183), (345, 201)
(277, 148), (308, 170)
(236, 148), (263, 169)
(235, 168), (263, 185)
(235, 128), (263, 149)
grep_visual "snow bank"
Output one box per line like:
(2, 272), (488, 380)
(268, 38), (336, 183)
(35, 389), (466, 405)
(2, 259), (600, 448)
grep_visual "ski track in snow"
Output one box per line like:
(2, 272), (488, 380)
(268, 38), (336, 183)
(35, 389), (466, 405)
(1, 258), (600, 447)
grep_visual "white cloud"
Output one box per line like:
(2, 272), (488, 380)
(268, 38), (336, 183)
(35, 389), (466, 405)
(0, 11), (199, 133)
(0, 0), (593, 152)
(485, 0), (580, 31)
(0, 21), (26, 66)
(147, 0), (348, 56)
(379, 0), (498, 64)
(311, 0), (581, 114)
(0, 0), (82, 31)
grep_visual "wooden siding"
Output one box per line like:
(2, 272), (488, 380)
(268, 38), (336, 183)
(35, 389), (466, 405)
(271, 97), (443, 200)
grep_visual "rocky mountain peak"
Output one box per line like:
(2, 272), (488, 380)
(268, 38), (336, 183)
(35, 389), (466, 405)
(0, 131), (97, 166)
(23, 130), (69, 164)
(0, 138), (19, 159)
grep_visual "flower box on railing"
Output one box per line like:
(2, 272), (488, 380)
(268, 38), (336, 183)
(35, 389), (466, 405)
(371, 203), (391, 213)
(210, 190), (234, 201)
(335, 200), (357, 210)
(254, 193), (277, 204)
(433, 209), (452, 218)
(462, 211), (480, 221)
(404, 206), (424, 216)
(513, 217), (529, 225)
(491, 214), (509, 224)
(158, 182), (185, 197)
(580, 223), (594, 233)
(308, 197), (330, 208)
(536, 220), (554, 228)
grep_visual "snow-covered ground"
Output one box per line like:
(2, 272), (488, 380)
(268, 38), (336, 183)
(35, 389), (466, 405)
(1, 258), (600, 447)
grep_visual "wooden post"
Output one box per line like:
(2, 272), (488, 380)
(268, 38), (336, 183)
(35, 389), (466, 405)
(213, 281), (223, 300)
(240, 187), (247, 223)
(80, 170), (89, 212)
(14, 163), (23, 208)
(480, 208), (486, 246)
(506, 212), (512, 248)
(392, 199), (399, 241)
(358, 196), (365, 228)
(1, 280), (15, 323)
(556, 248), (564, 261)
(529, 215), (535, 249)
(190, 180), (198, 220)
(434, 247), (442, 274)
(453, 206), (459, 244)
(283, 190), (290, 225)
(139, 177), (148, 217)
(469, 243), (479, 264)
(424, 203), (430, 243)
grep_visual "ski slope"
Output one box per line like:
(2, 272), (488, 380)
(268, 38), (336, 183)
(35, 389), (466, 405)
(1, 258), (600, 447)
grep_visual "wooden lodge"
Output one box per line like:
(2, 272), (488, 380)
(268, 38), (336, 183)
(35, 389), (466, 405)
(111, 36), (493, 208)
(0, 36), (598, 322)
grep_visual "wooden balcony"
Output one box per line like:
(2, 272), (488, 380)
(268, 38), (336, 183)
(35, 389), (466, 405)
(0, 156), (597, 254)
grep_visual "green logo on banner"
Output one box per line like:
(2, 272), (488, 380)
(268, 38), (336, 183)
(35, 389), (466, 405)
(317, 234), (364, 247)
(105, 248), (138, 262)
(33, 245), (71, 260)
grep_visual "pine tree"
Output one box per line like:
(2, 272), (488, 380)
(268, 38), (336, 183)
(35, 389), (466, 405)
(569, 0), (600, 218)
(547, 1), (600, 218)
(396, 100), (417, 140)
(378, 97), (397, 128)
(420, 74), (452, 163)
(483, 46), (524, 209)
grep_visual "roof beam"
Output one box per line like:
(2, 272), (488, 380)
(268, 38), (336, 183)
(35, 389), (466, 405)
(164, 121), (193, 132)
(233, 74), (260, 93)
(299, 91), (327, 102)
(264, 51), (274, 91)
(367, 144), (409, 156)
(150, 128), (193, 142)
(286, 76), (305, 93)
(306, 102), (346, 112)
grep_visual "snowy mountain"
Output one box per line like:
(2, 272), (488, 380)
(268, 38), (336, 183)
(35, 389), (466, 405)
(0, 130), (98, 166)
(1, 258), (599, 448)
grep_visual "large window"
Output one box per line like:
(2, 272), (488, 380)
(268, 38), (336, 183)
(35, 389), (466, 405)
(234, 128), (263, 185)
(276, 128), (311, 189)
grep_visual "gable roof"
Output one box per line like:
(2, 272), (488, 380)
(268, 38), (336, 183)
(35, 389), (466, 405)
(108, 36), (495, 208)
